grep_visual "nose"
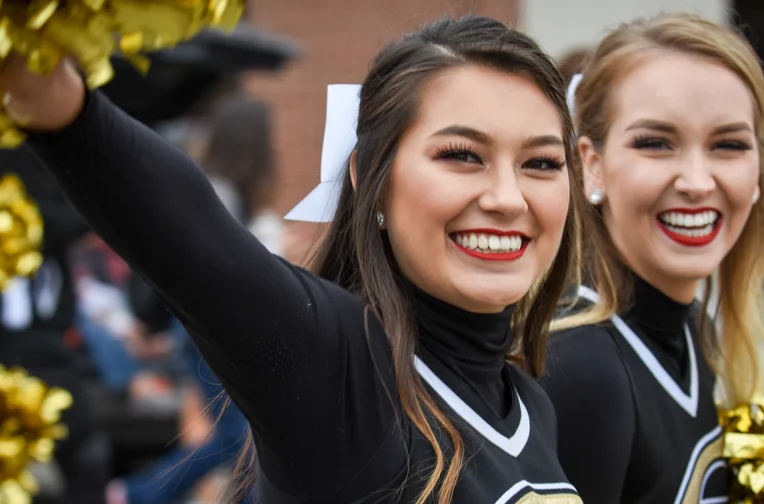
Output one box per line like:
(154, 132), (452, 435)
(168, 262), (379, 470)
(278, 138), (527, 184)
(673, 151), (716, 201)
(478, 167), (528, 216)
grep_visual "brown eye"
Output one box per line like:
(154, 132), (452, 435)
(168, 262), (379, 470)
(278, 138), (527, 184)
(435, 142), (484, 164)
(714, 140), (751, 151)
(522, 156), (564, 171)
(632, 136), (672, 150)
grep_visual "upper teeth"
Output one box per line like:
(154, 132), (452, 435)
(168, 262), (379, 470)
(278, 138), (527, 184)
(454, 233), (522, 252)
(659, 211), (719, 228)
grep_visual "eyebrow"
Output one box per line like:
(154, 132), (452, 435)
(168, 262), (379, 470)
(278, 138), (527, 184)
(625, 119), (753, 135)
(712, 122), (753, 135)
(431, 125), (564, 148)
(522, 135), (565, 148)
(432, 125), (495, 145)
(625, 119), (676, 133)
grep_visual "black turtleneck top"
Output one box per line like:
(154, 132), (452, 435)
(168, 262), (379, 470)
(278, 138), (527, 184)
(540, 275), (728, 504)
(414, 286), (515, 417)
(26, 90), (581, 503)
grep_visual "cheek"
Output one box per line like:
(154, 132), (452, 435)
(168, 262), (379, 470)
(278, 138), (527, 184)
(384, 160), (462, 272)
(602, 156), (667, 225)
(719, 159), (761, 209)
(526, 176), (570, 238)
(386, 158), (472, 233)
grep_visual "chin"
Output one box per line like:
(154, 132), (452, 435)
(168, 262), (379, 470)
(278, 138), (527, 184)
(457, 286), (524, 313)
(655, 259), (719, 288)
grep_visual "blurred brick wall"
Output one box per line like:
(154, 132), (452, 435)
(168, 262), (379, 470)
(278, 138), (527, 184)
(242, 0), (519, 217)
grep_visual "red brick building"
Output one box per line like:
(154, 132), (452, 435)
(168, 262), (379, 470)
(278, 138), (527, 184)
(242, 0), (519, 216)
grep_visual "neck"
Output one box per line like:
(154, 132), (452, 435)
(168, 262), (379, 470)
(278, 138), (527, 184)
(622, 271), (693, 337)
(411, 285), (514, 382)
(627, 266), (700, 305)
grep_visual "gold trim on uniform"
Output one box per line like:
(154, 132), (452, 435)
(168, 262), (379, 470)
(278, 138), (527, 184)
(681, 433), (724, 503)
(515, 492), (584, 503)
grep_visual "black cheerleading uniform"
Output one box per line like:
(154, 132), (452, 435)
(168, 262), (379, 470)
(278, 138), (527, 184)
(25, 90), (582, 504)
(540, 276), (728, 504)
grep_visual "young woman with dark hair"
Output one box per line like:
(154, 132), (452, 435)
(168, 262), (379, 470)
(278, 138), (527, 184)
(4, 15), (587, 504)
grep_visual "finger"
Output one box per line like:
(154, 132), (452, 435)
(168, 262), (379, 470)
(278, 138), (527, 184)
(3, 91), (33, 126)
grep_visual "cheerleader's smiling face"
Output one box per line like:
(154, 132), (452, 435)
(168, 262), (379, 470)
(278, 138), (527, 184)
(380, 65), (570, 313)
(579, 52), (761, 302)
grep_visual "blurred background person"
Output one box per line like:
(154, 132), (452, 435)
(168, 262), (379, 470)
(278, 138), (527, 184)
(112, 94), (281, 504)
(202, 96), (284, 254)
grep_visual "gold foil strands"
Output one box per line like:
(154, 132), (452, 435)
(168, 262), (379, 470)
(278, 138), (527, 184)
(0, 0), (245, 147)
(720, 396), (764, 503)
(0, 365), (72, 504)
(0, 174), (42, 291)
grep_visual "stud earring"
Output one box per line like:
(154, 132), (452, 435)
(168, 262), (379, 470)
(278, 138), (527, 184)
(376, 210), (385, 227)
(588, 188), (604, 205)
(754, 187), (760, 205)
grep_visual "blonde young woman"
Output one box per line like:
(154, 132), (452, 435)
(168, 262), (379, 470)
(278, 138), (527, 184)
(540, 13), (764, 504)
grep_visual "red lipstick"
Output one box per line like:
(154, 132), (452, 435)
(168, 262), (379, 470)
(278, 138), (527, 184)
(661, 207), (718, 215)
(450, 229), (530, 261)
(656, 208), (722, 247)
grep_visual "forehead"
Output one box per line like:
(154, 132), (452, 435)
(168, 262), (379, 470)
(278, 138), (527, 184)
(410, 65), (564, 140)
(610, 52), (756, 130)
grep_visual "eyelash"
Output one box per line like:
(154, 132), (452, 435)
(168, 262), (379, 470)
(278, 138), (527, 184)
(435, 142), (565, 171)
(632, 135), (753, 151)
(435, 142), (483, 163)
(523, 155), (565, 171)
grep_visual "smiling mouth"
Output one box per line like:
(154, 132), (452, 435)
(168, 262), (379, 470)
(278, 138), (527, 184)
(656, 209), (722, 247)
(449, 230), (530, 261)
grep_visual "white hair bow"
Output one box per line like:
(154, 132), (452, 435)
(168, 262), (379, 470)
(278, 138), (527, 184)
(566, 73), (583, 119)
(284, 84), (362, 222)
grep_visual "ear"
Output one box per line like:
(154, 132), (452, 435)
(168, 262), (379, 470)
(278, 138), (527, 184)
(578, 136), (605, 202)
(349, 150), (358, 192)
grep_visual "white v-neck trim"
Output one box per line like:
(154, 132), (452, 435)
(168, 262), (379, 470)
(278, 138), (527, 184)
(413, 356), (530, 457)
(577, 285), (699, 417)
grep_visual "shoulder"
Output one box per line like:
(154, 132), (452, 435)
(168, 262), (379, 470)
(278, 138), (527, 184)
(540, 324), (638, 455)
(284, 261), (391, 351)
(541, 324), (635, 408)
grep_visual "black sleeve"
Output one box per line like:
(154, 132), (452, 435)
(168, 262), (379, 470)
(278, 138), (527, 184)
(539, 327), (636, 504)
(25, 91), (403, 499)
(127, 273), (173, 333)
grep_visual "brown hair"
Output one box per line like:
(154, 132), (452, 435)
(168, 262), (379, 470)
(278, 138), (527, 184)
(201, 95), (276, 216)
(230, 14), (585, 504)
(555, 13), (764, 407)
(557, 47), (591, 87)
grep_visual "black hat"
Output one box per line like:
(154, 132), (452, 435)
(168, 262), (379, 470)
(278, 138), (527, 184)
(101, 23), (300, 128)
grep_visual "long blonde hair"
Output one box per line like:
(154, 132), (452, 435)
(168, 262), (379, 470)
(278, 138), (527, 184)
(554, 13), (764, 407)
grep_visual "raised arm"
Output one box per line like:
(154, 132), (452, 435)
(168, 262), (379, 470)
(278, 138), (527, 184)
(10, 60), (402, 499)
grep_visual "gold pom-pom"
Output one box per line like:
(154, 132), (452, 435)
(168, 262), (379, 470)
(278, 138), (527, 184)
(0, 365), (72, 504)
(0, 0), (245, 147)
(720, 395), (764, 503)
(0, 174), (43, 291)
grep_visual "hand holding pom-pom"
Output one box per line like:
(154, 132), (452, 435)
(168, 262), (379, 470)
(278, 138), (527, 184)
(1, 54), (85, 135)
(0, 0), (245, 144)
(0, 173), (43, 291)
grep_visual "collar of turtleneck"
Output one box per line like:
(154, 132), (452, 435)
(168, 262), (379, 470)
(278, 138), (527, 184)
(621, 273), (694, 370)
(411, 285), (515, 385)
